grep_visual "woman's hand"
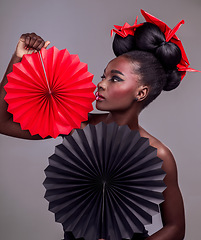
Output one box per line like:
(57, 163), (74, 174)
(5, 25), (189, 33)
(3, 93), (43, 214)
(15, 32), (50, 58)
(0, 32), (50, 139)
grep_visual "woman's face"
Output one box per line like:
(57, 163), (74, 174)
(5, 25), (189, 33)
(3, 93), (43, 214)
(96, 56), (140, 112)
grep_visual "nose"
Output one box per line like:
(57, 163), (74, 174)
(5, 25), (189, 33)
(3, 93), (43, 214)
(97, 79), (106, 91)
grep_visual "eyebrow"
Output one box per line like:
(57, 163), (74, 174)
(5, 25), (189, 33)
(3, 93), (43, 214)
(104, 68), (125, 76)
(111, 70), (125, 76)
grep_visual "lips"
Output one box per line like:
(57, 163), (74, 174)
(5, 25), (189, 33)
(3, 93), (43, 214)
(95, 92), (105, 101)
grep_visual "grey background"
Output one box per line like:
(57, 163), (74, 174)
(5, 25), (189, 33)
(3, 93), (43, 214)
(0, 0), (201, 239)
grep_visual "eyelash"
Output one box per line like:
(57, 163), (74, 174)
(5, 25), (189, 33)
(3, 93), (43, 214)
(100, 75), (123, 82)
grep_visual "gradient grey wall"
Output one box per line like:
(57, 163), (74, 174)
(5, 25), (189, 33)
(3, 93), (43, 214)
(0, 0), (201, 239)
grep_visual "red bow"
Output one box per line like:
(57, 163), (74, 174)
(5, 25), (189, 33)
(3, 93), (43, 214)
(111, 16), (143, 38)
(141, 9), (200, 80)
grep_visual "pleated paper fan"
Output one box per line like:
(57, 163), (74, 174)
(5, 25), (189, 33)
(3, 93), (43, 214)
(44, 122), (166, 240)
(4, 46), (96, 138)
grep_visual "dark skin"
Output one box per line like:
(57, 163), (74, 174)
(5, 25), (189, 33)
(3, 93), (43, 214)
(0, 34), (185, 240)
(0, 33), (50, 139)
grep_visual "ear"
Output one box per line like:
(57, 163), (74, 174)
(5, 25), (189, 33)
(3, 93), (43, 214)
(136, 85), (149, 102)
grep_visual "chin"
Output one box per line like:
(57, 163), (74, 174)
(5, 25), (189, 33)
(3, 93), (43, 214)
(96, 105), (107, 111)
(96, 102), (105, 111)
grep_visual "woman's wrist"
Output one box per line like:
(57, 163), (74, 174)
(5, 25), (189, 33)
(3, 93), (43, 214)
(12, 52), (22, 63)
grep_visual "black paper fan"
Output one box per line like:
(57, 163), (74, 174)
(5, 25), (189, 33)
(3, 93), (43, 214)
(62, 231), (148, 240)
(44, 122), (166, 240)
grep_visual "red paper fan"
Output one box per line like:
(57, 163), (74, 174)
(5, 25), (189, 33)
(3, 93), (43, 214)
(4, 46), (96, 138)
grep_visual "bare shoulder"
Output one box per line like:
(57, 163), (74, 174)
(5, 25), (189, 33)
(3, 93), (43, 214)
(139, 126), (177, 174)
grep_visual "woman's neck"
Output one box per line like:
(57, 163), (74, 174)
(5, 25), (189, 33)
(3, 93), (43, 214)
(104, 108), (140, 130)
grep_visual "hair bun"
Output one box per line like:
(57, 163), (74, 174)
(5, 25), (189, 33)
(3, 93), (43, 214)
(112, 34), (135, 57)
(133, 22), (182, 69)
(155, 41), (182, 69)
(133, 22), (165, 50)
(163, 69), (181, 91)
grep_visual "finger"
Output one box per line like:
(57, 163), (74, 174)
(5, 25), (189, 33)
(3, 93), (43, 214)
(29, 36), (38, 49)
(32, 39), (45, 51)
(20, 33), (27, 42)
(36, 40), (50, 52)
(43, 41), (51, 49)
(19, 33), (49, 52)
(25, 35), (31, 48)
(27, 48), (35, 54)
(26, 32), (38, 49)
(28, 33), (49, 51)
(19, 33), (30, 49)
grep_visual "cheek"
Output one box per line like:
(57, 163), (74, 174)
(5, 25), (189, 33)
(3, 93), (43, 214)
(109, 86), (135, 100)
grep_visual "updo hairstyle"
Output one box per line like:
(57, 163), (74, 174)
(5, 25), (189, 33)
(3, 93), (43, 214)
(112, 22), (182, 108)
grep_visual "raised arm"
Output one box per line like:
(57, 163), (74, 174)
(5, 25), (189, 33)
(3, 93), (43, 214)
(146, 146), (185, 240)
(0, 33), (50, 139)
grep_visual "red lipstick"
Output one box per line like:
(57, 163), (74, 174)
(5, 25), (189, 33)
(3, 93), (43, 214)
(95, 92), (105, 101)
